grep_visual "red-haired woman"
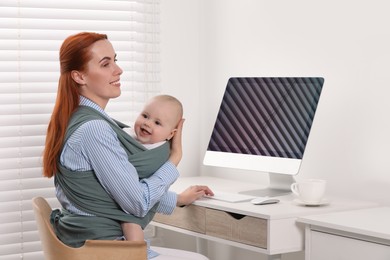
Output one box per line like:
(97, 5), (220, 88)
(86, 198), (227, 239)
(43, 32), (212, 259)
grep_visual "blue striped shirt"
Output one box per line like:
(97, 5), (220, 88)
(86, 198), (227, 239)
(56, 96), (178, 258)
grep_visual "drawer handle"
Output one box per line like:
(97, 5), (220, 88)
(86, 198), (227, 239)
(227, 212), (246, 220)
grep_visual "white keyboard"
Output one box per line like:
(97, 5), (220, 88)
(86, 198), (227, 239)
(205, 190), (255, 203)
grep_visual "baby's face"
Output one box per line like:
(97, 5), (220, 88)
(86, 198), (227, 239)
(134, 99), (179, 144)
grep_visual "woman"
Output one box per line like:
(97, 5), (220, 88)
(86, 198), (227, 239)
(42, 32), (212, 259)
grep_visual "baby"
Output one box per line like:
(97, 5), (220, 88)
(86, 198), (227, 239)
(122, 94), (183, 242)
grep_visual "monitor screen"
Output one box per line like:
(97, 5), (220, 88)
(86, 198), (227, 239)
(204, 77), (324, 194)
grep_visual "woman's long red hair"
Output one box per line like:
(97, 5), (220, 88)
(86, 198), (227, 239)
(42, 32), (107, 177)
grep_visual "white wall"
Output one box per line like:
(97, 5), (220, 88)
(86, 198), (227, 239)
(159, 0), (390, 259)
(160, 0), (202, 177)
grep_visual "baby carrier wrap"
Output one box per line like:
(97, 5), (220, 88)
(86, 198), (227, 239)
(51, 106), (170, 247)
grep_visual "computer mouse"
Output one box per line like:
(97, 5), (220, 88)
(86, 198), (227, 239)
(250, 197), (280, 205)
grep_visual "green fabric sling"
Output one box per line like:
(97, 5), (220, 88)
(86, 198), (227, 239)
(52, 105), (170, 247)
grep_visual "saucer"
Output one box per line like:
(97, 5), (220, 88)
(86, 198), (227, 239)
(293, 198), (330, 206)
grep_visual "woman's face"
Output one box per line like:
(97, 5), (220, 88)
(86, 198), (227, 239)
(77, 39), (123, 108)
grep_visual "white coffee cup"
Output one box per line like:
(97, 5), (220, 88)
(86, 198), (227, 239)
(290, 179), (326, 204)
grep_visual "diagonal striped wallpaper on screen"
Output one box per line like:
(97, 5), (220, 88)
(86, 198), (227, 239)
(207, 77), (324, 159)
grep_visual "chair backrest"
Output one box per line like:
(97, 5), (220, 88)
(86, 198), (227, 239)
(32, 196), (71, 259)
(32, 197), (147, 260)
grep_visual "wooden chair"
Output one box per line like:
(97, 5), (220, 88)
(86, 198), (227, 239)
(32, 197), (147, 260)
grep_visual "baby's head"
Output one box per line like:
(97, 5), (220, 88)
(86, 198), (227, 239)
(134, 95), (183, 144)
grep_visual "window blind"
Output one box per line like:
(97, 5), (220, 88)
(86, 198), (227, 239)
(0, 1), (161, 259)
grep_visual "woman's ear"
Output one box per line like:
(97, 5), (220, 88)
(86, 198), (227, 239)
(71, 70), (86, 85)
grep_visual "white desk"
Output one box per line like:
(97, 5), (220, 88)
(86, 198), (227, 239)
(152, 176), (376, 260)
(297, 207), (390, 260)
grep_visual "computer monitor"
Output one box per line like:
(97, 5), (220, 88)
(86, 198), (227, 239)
(203, 77), (324, 197)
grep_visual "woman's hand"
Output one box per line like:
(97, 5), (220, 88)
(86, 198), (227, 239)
(169, 118), (184, 166)
(176, 185), (214, 207)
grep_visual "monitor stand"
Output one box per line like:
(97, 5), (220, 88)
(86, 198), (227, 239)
(239, 173), (295, 197)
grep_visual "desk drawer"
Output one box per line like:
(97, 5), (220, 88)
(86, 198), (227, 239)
(153, 205), (206, 234)
(205, 208), (267, 248)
